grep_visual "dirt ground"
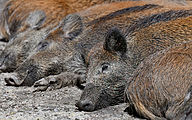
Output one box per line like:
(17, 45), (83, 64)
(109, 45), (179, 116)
(0, 79), (144, 120)
(0, 1), (144, 120)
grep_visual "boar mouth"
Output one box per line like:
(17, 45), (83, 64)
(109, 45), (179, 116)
(76, 89), (117, 112)
(76, 83), (118, 112)
(0, 53), (10, 72)
(0, 52), (16, 72)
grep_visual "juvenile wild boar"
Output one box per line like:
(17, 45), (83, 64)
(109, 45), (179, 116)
(0, 10), (51, 72)
(76, 4), (192, 111)
(0, 0), (135, 73)
(125, 41), (192, 120)
(0, 0), (124, 42)
(1, 1), (153, 86)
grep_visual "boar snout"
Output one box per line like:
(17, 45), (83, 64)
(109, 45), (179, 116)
(76, 83), (116, 111)
(0, 52), (16, 72)
(2, 72), (22, 86)
(76, 99), (95, 112)
(76, 83), (96, 111)
(76, 83), (99, 111)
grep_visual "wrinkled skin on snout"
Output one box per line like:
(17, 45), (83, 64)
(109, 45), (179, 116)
(76, 28), (134, 111)
(0, 10), (49, 73)
(2, 14), (86, 87)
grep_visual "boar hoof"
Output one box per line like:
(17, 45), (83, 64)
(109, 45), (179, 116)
(33, 76), (62, 92)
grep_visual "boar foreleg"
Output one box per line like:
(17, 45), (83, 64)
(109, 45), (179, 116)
(33, 72), (86, 92)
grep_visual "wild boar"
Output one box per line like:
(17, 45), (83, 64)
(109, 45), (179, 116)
(76, 4), (192, 111)
(125, 41), (192, 120)
(0, 10), (51, 72)
(0, 0), (136, 73)
(1, 1), (154, 86)
(0, 0), (125, 42)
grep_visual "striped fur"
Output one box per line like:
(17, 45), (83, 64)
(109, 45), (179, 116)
(0, 0), (125, 41)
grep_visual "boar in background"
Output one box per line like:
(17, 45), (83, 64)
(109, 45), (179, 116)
(0, 0), (125, 41)
(0, 0), (132, 72)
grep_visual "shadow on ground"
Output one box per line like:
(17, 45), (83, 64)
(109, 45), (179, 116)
(0, 78), (143, 120)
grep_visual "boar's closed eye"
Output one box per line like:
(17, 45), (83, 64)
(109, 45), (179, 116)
(37, 41), (49, 51)
(101, 63), (110, 73)
(67, 30), (81, 40)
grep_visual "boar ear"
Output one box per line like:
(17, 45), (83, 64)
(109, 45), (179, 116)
(60, 14), (83, 40)
(25, 10), (46, 30)
(104, 28), (127, 55)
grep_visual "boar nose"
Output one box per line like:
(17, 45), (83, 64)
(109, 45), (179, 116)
(76, 99), (95, 112)
(0, 52), (16, 72)
(2, 72), (23, 86)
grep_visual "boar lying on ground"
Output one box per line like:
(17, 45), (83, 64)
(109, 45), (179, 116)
(125, 41), (192, 120)
(0, 0), (135, 73)
(0, 10), (52, 72)
(0, 1), (160, 86)
(76, 3), (192, 111)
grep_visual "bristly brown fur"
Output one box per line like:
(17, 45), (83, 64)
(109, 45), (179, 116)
(0, 0), (127, 41)
(125, 41), (192, 119)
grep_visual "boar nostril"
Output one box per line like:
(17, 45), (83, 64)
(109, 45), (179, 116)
(76, 100), (95, 112)
(5, 77), (15, 85)
(3, 73), (21, 86)
(5, 78), (14, 85)
(9, 78), (15, 84)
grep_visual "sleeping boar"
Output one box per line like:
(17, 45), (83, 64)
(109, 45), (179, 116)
(1, 1), (154, 86)
(0, 10), (51, 72)
(0, 0), (135, 73)
(125, 41), (192, 120)
(76, 3), (192, 111)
